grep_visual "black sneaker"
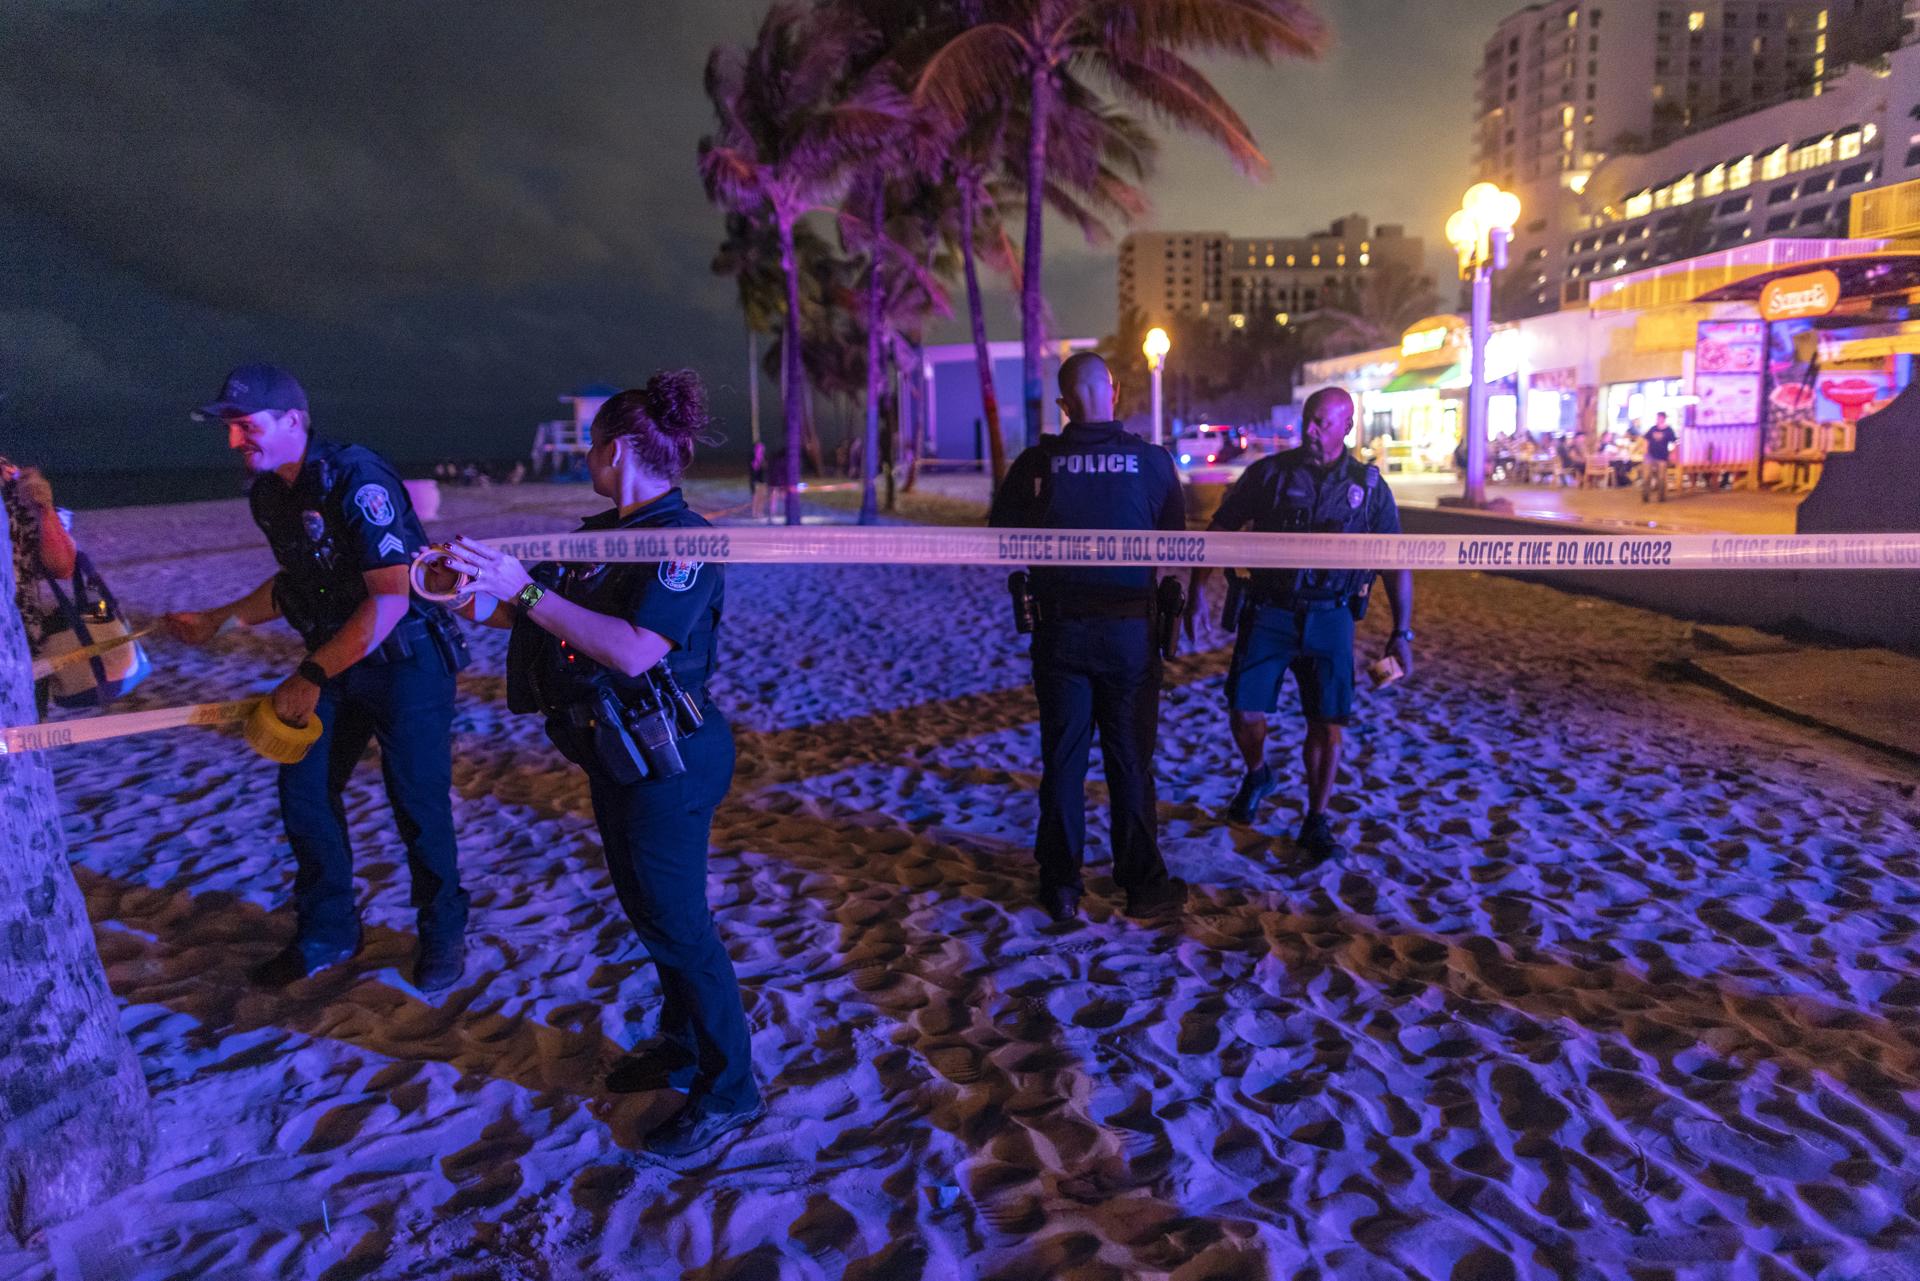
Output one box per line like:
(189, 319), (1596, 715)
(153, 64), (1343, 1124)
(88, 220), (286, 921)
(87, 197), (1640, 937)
(413, 935), (466, 994)
(1124, 877), (1187, 920)
(1295, 812), (1345, 864)
(642, 1096), (765, 1161)
(251, 931), (361, 988)
(1227, 765), (1277, 823)
(1037, 885), (1084, 923)
(606, 1040), (697, 1094)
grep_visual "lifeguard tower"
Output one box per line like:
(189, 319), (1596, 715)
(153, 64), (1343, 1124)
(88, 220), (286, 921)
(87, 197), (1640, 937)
(532, 382), (619, 476)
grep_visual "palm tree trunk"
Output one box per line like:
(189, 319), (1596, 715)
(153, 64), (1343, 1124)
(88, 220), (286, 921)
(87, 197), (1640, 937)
(778, 217), (806, 526)
(960, 181), (1008, 486)
(746, 326), (761, 448)
(0, 501), (154, 1245)
(904, 340), (929, 493)
(859, 186), (885, 526)
(1020, 62), (1052, 449)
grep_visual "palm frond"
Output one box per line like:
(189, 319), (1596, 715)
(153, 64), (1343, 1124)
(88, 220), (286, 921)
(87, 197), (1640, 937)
(1106, 0), (1328, 61)
(913, 23), (1033, 120)
(1100, 46), (1268, 177)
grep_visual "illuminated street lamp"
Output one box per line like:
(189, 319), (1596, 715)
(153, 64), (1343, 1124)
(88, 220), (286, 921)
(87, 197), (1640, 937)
(1143, 326), (1170, 447)
(1446, 183), (1522, 508)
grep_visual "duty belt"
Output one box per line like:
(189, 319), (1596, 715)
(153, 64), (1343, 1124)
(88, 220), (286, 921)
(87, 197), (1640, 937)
(1033, 593), (1155, 623)
(1247, 594), (1353, 614)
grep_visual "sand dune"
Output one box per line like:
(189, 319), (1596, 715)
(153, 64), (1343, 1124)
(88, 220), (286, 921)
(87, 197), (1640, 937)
(6, 483), (1920, 1280)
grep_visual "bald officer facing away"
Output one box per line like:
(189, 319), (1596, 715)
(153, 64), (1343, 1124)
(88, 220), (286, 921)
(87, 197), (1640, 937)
(1186, 388), (1413, 865)
(989, 352), (1187, 923)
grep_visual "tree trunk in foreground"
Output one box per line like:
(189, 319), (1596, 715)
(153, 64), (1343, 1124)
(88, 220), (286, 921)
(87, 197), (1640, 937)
(960, 181), (1008, 486)
(0, 500), (153, 1244)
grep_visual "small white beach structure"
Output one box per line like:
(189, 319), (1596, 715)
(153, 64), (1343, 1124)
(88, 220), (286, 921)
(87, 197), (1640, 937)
(532, 383), (619, 476)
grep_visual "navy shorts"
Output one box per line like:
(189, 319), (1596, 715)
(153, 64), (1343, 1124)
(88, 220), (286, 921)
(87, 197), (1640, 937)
(1224, 604), (1356, 723)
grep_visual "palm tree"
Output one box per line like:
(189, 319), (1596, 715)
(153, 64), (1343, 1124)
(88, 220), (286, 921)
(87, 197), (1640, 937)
(711, 213), (790, 449)
(917, 0), (1327, 448)
(0, 501), (153, 1243)
(1300, 261), (1444, 358)
(700, 3), (910, 524)
(940, 84), (1152, 484)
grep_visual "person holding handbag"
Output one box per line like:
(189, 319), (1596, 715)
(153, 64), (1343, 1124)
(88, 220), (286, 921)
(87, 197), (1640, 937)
(2, 457), (79, 716)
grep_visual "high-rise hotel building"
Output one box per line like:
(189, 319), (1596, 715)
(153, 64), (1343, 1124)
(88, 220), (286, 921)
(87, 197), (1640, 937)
(1475, 0), (1911, 315)
(1116, 216), (1427, 332)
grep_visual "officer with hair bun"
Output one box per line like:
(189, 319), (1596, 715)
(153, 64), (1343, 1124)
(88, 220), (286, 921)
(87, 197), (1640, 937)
(989, 351), (1188, 924)
(429, 369), (760, 1161)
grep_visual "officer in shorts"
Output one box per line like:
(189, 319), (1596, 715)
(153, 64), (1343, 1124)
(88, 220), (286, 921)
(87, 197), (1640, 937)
(1186, 388), (1413, 863)
(163, 364), (472, 991)
(989, 352), (1187, 922)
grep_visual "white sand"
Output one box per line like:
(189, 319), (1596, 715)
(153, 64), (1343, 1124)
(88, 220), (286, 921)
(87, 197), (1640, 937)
(7, 483), (1920, 1280)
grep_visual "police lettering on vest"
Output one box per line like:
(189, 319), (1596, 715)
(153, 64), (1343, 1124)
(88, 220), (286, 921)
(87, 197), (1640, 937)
(1049, 453), (1141, 475)
(989, 420), (1186, 603)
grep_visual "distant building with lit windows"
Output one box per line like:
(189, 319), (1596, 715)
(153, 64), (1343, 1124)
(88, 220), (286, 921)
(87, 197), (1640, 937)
(1565, 38), (1919, 300)
(1475, 0), (1913, 316)
(1115, 216), (1426, 331)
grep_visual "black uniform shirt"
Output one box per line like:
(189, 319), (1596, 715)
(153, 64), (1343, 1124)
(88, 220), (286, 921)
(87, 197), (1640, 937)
(249, 436), (434, 647)
(988, 420), (1185, 602)
(1210, 448), (1400, 602)
(506, 488), (723, 715)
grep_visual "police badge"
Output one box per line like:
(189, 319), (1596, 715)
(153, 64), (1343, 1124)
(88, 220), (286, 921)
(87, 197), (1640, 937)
(1347, 484), (1365, 510)
(353, 483), (396, 526)
(658, 559), (701, 592)
(301, 510), (327, 542)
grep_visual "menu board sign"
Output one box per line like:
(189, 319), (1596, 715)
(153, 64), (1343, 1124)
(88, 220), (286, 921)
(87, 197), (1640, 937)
(1695, 320), (1766, 426)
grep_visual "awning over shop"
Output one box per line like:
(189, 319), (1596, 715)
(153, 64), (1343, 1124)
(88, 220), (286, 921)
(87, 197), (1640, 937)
(1691, 252), (1920, 304)
(1824, 333), (1920, 362)
(1599, 348), (1685, 385)
(1381, 363), (1463, 393)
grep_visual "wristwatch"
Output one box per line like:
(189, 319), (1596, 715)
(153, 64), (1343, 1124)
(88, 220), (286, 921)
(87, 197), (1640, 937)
(1389, 628), (1416, 643)
(514, 582), (548, 612)
(296, 659), (329, 687)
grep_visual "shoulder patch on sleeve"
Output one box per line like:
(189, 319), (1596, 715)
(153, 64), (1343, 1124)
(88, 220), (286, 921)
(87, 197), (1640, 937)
(658, 559), (701, 592)
(353, 482), (396, 527)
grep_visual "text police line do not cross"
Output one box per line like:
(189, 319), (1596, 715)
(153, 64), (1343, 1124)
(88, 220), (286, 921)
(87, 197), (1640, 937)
(472, 527), (1920, 573)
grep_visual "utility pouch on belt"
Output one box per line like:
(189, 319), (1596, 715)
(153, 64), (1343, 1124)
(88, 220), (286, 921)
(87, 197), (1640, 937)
(1155, 576), (1184, 661)
(1348, 580), (1373, 622)
(1220, 571), (1246, 631)
(627, 704), (687, 780)
(1006, 571), (1035, 635)
(589, 689), (650, 785)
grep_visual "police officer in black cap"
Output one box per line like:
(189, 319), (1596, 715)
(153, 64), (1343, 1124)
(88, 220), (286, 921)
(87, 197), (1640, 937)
(163, 364), (471, 991)
(429, 370), (760, 1161)
(989, 351), (1187, 923)
(1186, 387), (1414, 864)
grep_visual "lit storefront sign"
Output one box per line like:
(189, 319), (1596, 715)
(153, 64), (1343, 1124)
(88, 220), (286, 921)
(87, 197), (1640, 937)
(1759, 270), (1841, 322)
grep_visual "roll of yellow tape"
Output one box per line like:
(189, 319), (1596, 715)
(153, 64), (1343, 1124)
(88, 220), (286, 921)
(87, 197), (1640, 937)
(245, 699), (323, 764)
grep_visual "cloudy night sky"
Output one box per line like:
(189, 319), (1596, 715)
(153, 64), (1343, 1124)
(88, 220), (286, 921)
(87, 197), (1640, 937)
(1, 0), (1520, 475)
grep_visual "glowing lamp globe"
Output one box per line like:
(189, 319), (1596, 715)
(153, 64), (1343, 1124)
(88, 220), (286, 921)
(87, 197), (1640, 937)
(1143, 327), (1170, 369)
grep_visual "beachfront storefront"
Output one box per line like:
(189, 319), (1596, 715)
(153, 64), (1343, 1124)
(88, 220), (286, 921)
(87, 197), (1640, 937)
(1593, 233), (1920, 489)
(1301, 316), (1523, 473)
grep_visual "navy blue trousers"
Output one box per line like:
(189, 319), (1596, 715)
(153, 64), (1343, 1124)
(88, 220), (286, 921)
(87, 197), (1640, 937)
(1030, 616), (1170, 895)
(278, 645), (468, 951)
(585, 713), (758, 1112)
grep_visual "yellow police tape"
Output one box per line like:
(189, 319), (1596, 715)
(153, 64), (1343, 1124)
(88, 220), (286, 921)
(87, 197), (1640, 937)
(444, 526), (1920, 573)
(10, 525), (1917, 759)
(1, 697), (320, 763)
